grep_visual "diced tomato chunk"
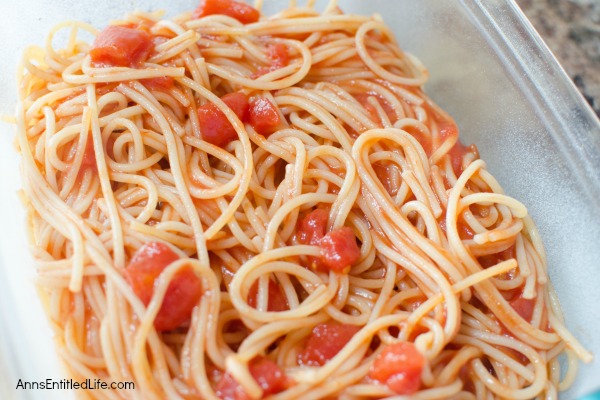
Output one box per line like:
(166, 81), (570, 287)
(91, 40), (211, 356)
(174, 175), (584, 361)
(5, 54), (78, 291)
(369, 342), (425, 395)
(215, 371), (246, 400)
(124, 242), (202, 331)
(253, 43), (290, 77)
(250, 357), (289, 397)
(193, 0), (260, 24)
(267, 43), (289, 69)
(297, 209), (328, 270)
(215, 356), (288, 400)
(198, 92), (249, 147)
(297, 210), (360, 273)
(509, 295), (535, 323)
(297, 209), (328, 246)
(248, 279), (289, 312)
(207, 363), (225, 388)
(223, 92), (250, 120)
(141, 76), (175, 90)
(319, 227), (361, 273)
(90, 25), (154, 67)
(248, 97), (281, 136)
(298, 323), (360, 366)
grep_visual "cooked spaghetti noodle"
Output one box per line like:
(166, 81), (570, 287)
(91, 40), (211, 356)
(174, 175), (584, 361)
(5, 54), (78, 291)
(15, 0), (591, 399)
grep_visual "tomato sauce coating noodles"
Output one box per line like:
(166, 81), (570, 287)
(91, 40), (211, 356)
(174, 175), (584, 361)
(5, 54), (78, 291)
(15, 0), (591, 399)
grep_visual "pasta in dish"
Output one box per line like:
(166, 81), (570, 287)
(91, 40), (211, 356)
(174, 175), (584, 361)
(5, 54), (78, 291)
(15, 0), (591, 399)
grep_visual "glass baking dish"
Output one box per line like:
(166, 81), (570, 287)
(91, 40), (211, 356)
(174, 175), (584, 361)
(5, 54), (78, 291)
(0, 0), (598, 399)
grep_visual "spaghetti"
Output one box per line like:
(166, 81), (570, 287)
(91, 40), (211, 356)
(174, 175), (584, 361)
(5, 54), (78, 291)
(15, 0), (591, 399)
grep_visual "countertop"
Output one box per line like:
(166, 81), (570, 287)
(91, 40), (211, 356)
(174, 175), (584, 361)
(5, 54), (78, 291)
(516, 0), (600, 118)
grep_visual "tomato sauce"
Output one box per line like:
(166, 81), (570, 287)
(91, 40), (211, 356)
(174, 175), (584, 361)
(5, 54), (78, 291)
(438, 216), (475, 240)
(436, 119), (479, 176)
(353, 93), (397, 127)
(81, 135), (97, 171)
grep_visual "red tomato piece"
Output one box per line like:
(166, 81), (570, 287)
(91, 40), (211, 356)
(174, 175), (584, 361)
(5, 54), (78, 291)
(297, 209), (328, 246)
(198, 92), (249, 147)
(248, 280), (289, 312)
(297, 208), (328, 270)
(509, 295), (535, 323)
(253, 43), (291, 77)
(298, 323), (361, 366)
(90, 25), (154, 67)
(369, 342), (425, 395)
(124, 242), (203, 331)
(223, 92), (250, 120)
(215, 371), (247, 400)
(193, 0), (260, 24)
(296, 210), (360, 273)
(207, 363), (224, 388)
(250, 357), (289, 397)
(141, 76), (175, 91)
(215, 356), (288, 400)
(248, 97), (281, 136)
(267, 43), (290, 69)
(319, 227), (361, 273)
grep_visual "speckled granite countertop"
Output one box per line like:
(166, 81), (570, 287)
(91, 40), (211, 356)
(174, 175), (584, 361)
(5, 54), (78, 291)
(516, 0), (600, 118)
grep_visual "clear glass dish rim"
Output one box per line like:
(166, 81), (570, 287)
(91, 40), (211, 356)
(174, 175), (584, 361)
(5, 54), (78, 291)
(460, 0), (600, 207)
